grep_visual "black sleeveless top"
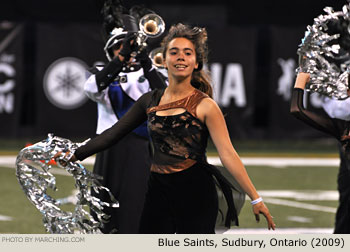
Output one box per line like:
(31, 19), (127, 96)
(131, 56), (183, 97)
(146, 89), (209, 173)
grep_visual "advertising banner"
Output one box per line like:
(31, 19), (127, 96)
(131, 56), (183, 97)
(207, 27), (257, 139)
(35, 23), (106, 138)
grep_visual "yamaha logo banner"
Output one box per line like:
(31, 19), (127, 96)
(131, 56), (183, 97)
(43, 57), (88, 110)
(35, 23), (105, 137)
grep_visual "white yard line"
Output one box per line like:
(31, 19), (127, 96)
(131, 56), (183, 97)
(255, 190), (338, 213)
(258, 190), (338, 201)
(0, 156), (340, 168)
(262, 198), (337, 213)
(242, 190), (338, 214)
(210, 157), (340, 167)
(0, 215), (13, 221)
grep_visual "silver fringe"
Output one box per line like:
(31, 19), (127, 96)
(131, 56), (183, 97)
(297, 3), (350, 99)
(15, 133), (119, 234)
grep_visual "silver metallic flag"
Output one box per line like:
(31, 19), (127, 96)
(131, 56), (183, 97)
(297, 3), (350, 99)
(15, 134), (119, 234)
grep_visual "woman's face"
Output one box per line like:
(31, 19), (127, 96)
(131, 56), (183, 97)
(164, 37), (198, 79)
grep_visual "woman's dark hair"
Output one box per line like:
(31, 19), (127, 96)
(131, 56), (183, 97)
(161, 23), (213, 98)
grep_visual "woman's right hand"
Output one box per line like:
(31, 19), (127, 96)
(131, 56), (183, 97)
(118, 32), (137, 62)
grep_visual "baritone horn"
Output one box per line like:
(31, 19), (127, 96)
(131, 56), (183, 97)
(149, 47), (165, 68)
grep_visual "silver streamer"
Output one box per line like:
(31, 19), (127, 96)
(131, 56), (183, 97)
(15, 133), (119, 234)
(297, 2), (350, 99)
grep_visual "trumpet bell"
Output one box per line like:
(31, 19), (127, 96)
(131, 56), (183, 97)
(149, 47), (165, 68)
(139, 14), (165, 38)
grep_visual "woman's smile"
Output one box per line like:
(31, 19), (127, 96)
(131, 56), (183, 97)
(174, 64), (188, 70)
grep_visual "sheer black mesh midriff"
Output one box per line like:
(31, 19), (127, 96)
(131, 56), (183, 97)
(148, 111), (209, 165)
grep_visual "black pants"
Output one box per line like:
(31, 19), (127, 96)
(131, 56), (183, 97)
(334, 144), (350, 234)
(139, 163), (218, 234)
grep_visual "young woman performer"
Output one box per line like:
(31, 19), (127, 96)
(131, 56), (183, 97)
(58, 23), (275, 234)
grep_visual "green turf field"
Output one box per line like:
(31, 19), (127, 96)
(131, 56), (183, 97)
(236, 165), (337, 229)
(0, 137), (340, 233)
(0, 165), (77, 233)
(0, 162), (338, 233)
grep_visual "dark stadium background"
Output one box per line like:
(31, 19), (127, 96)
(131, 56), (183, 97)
(0, 0), (346, 141)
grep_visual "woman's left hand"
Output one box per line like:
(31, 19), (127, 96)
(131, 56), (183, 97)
(252, 202), (276, 230)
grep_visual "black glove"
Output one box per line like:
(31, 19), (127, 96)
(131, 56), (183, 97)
(136, 49), (167, 90)
(95, 56), (123, 92)
(119, 32), (138, 61)
(136, 49), (153, 72)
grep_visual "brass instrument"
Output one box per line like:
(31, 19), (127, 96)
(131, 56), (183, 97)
(131, 14), (165, 57)
(149, 47), (164, 68)
(139, 14), (165, 38)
